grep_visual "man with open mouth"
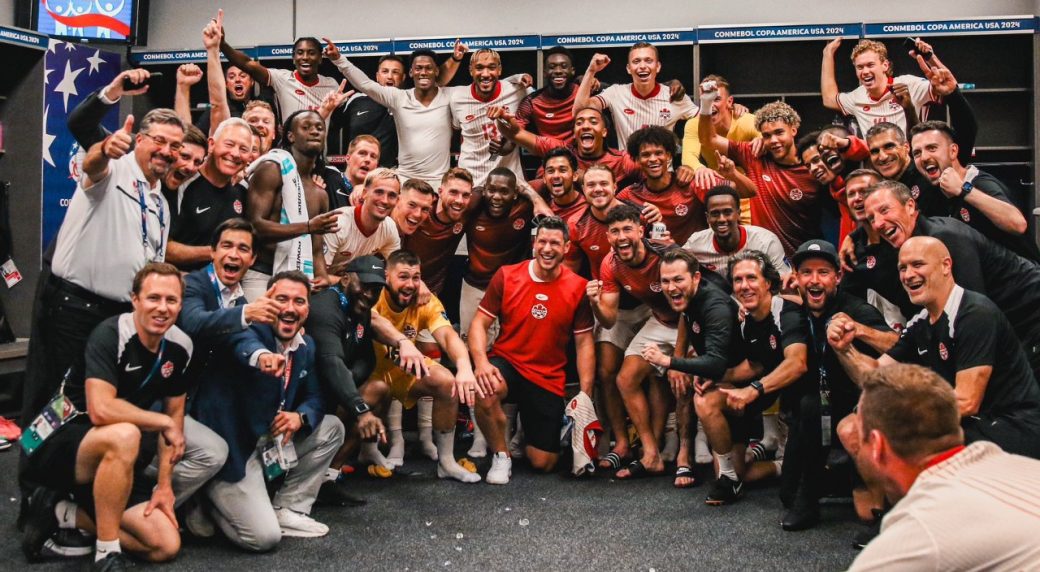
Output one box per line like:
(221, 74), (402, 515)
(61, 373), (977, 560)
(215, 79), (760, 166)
(782, 239), (897, 533)
(323, 167), (402, 275)
(797, 125), (870, 247)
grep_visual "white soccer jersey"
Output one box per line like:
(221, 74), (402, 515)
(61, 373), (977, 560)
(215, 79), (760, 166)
(333, 57), (452, 184)
(268, 68), (342, 120)
(594, 82), (698, 148)
(322, 206), (401, 265)
(683, 224), (791, 279)
(837, 74), (937, 136)
(448, 78), (528, 187)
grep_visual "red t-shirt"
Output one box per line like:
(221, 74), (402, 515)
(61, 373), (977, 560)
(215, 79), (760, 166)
(599, 243), (679, 326)
(830, 136), (871, 246)
(465, 199), (533, 288)
(533, 137), (641, 189)
(730, 141), (823, 255)
(617, 176), (715, 245)
(479, 261), (594, 396)
(516, 84), (579, 145)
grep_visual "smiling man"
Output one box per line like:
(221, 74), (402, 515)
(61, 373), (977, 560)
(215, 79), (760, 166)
(161, 126), (208, 215)
(403, 168), (480, 296)
(515, 46), (581, 144)
(323, 167), (402, 268)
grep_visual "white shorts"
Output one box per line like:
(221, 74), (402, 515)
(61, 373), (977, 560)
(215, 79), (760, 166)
(416, 329), (436, 344)
(459, 280), (498, 347)
(624, 315), (679, 374)
(595, 305), (652, 349)
(241, 269), (272, 302)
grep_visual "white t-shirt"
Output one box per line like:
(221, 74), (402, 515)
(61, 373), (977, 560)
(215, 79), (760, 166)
(333, 57), (452, 185)
(322, 206), (400, 265)
(836, 74), (937, 136)
(448, 78), (528, 187)
(268, 68), (342, 120)
(683, 224), (790, 279)
(52, 154), (170, 302)
(594, 82), (698, 148)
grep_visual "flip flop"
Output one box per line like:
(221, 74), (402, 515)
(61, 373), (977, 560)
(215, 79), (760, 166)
(457, 457), (478, 473)
(366, 464), (393, 479)
(674, 466), (697, 489)
(598, 452), (628, 471)
(616, 460), (665, 480)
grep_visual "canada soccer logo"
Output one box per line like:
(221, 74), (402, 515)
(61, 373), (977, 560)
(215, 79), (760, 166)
(452, 223), (463, 235)
(356, 324), (365, 340)
(403, 325), (417, 339)
(691, 321), (701, 334)
(769, 335), (778, 350)
(866, 256), (876, 269)
(938, 342), (949, 361)
(789, 188), (803, 201)
(659, 107), (672, 121)
(233, 200), (243, 214)
(960, 208), (970, 222)
(910, 185), (921, 199)
(623, 108), (635, 115)
(531, 304), (548, 319)
(160, 361), (175, 379)
(675, 204), (689, 217)
(649, 282), (662, 292)
(513, 218), (526, 231)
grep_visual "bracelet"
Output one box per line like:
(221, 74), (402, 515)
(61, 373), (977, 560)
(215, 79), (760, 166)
(452, 54), (463, 62)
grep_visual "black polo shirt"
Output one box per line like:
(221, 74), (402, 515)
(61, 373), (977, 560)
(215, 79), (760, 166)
(741, 296), (808, 375)
(169, 173), (245, 269)
(841, 229), (916, 325)
(900, 166), (945, 218)
(670, 280), (744, 380)
(307, 286), (375, 411)
(342, 94), (398, 167)
(944, 170), (1040, 262)
(887, 286), (1040, 418)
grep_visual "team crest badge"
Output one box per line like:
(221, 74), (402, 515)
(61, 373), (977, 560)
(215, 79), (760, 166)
(531, 304), (548, 319)
(403, 325), (417, 339)
(789, 188), (803, 201)
(960, 208), (970, 222)
(675, 204), (689, 216)
(865, 256), (876, 269)
(512, 218), (526, 230)
(762, 175), (772, 182)
(649, 282), (662, 292)
(769, 335), (778, 349)
(691, 321), (701, 334)
(938, 342), (949, 361)
(452, 223), (464, 234)
(911, 185), (921, 199)
(160, 361), (175, 379)
(356, 324), (365, 340)
(233, 199), (243, 214)
(659, 107), (672, 121)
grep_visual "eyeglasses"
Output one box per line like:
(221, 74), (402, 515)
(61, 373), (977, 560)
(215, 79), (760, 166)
(139, 132), (184, 152)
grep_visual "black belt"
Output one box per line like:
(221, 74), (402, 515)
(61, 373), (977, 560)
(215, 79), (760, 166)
(48, 275), (131, 314)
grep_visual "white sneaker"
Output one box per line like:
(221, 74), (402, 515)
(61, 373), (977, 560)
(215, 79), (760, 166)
(274, 508), (329, 538)
(485, 452), (512, 485)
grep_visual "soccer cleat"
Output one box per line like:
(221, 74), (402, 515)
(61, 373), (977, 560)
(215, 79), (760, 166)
(485, 452), (512, 485)
(705, 475), (744, 506)
(274, 508), (329, 538)
(21, 488), (60, 562)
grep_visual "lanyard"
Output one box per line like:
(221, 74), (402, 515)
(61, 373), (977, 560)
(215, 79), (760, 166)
(138, 339), (168, 391)
(136, 181), (166, 262)
(205, 263), (227, 308)
(331, 285), (350, 313)
(278, 351), (294, 411)
(807, 317), (830, 393)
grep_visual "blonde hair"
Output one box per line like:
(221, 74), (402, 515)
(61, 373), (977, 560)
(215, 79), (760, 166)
(851, 40), (893, 78)
(364, 167), (399, 188)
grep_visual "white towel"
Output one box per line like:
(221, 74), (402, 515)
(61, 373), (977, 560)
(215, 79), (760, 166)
(565, 391), (602, 477)
(246, 149), (313, 278)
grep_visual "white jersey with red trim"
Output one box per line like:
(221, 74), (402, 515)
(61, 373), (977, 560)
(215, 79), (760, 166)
(322, 206), (401, 265)
(836, 74), (936, 136)
(594, 82), (698, 148)
(448, 78), (529, 187)
(268, 68), (342, 120)
(682, 224), (791, 278)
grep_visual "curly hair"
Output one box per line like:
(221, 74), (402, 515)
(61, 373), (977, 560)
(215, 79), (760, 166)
(754, 101), (801, 131)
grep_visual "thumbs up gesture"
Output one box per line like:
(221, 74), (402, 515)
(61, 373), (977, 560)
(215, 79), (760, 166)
(104, 114), (135, 159)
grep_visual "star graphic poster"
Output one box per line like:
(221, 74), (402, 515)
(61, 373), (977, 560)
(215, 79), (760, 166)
(42, 39), (120, 248)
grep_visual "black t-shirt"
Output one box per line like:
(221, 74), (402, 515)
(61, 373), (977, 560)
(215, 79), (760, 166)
(322, 166), (353, 211)
(900, 166), (945, 218)
(841, 229), (916, 325)
(887, 287), (1040, 418)
(69, 313), (194, 413)
(944, 171), (1040, 262)
(169, 174), (245, 268)
(741, 296), (808, 375)
(342, 95), (397, 167)
(306, 286), (375, 410)
(670, 280), (744, 379)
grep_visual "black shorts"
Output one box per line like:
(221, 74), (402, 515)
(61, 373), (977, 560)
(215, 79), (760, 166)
(964, 409), (1040, 459)
(725, 390), (780, 444)
(491, 356), (564, 454)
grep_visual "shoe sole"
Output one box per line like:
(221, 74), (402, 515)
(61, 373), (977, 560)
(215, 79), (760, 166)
(485, 472), (511, 485)
(280, 528), (328, 538)
(42, 538), (93, 558)
(21, 490), (58, 563)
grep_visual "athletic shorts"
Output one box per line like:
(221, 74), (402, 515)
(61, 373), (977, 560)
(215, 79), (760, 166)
(371, 356), (439, 409)
(491, 355), (563, 454)
(595, 305), (651, 349)
(724, 388), (781, 444)
(963, 409), (1040, 459)
(624, 315), (679, 374)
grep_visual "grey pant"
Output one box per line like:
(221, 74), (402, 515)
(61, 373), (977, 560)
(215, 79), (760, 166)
(206, 416), (345, 552)
(145, 415), (229, 508)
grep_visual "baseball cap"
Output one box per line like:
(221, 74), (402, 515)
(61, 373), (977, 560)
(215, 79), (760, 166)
(344, 255), (386, 285)
(791, 239), (839, 270)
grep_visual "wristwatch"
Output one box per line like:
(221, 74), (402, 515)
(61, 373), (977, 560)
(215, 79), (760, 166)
(750, 380), (766, 398)
(353, 401), (371, 416)
(960, 181), (974, 199)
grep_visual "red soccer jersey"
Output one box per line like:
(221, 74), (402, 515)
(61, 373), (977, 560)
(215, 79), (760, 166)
(617, 176), (715, 245)
(730, 141), (823, 255)
(569, 206), (612, 280)
(516, 84), (579, 145)
(548, 195), (589, 273)
(829, 136), (871, 246)
(404, 200), (474, 295)
(599, 244), (679, 326)
(480, 260), (594, 396)
(533, 137), (641, 189)
(464, 199), (533, 289)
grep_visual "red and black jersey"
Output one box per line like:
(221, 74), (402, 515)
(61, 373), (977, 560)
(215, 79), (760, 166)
(533, 137), (641, 190)
(516, 83), (580, 144)
(464, 200), (534, 289)
(618, 176), (717, 245)
(599, 241), (679, 326)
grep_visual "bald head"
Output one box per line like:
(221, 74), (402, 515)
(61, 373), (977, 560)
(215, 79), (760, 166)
(899, 236), (954, 311)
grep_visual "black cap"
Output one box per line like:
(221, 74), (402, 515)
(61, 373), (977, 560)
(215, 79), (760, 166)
(791, 239), (839, 270)
(345, 255), (386, 285)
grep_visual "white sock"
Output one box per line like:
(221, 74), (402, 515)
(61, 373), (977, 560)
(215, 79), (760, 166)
(662, 411), (678, 462)
(468, 408), (487, 458)
(55, 499), (77, 529)
(436, 430), (480, 483)
(418, 398), (437, 460)
(716, 451), (738, 481)
(387, 401), (405, 466)
(95, 538), (121, 562)
(324, 468), (339, 482)
(760, 413), (780, 451)
(359, 441), (394, 470)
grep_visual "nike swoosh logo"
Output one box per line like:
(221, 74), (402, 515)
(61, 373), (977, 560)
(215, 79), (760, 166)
(337, 189), (349, 196)
(749, 339), (758, 343)
(917, 349), (927, 355)
(356, 110), (370, 116)
(733, 481), (744, 495)
(125, 364), (143, 372)
(196, 206), (212, 214)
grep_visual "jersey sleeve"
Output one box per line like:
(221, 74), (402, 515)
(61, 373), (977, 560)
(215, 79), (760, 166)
(267, 68), (292, 91)
(599, 254), (619, 293)
(515, 93), (534, 130)
(681, 120), (706, 170)
(477, 268), (505, 318)
(84, 322), (120, 387)
(762, 229), (792, 275)
(420, 295), (453, 335)
(850, 298), (893, 334)
(593, 84), (621, 110)
(379, 225), (401, 259)
(534, 135), (565, 157)
(950, 303), (999, 371)
(332, 57), (402, 109)
(900, 75), (937, 107)
(728, 140), (755, 167)
(835, 90), (854, 116)
(573, 289), (594, 334)
(779, 303), (809, 348)
(675, 95), (699, 120)
(885, 323), (919, 363)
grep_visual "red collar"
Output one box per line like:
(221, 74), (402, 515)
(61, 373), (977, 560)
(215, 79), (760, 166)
(294, 70), (319, 88)
(712, 225), (747, 254)
(631, 82), (661, 100)
(924, 445), (966, 470)
(354, 205), (377, 237)
(471, 81), (502, 103)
